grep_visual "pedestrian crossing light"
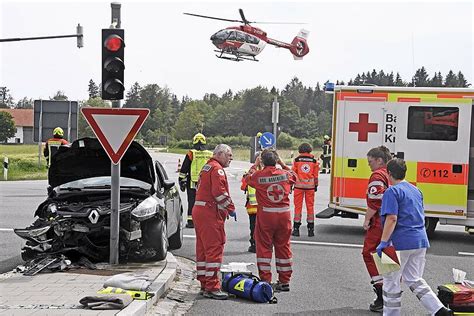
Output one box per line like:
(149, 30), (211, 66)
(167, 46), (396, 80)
(101, 28), (125, 100)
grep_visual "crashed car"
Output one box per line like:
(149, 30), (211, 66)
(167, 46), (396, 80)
(14, 137), (183, 262)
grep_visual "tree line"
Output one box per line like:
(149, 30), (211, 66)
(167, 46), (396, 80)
(0, 67), (471, 144)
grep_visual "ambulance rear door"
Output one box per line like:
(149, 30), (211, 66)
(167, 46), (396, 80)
(332, 88), (396, 213)
(395, 92), (471, 219)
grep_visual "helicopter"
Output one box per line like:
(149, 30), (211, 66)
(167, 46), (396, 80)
(184, 9), (309, 62)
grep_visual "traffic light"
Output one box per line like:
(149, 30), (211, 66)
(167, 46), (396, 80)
(102, 28), (125, 100)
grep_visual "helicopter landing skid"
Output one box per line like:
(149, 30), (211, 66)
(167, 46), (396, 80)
(214, 50), (258, 62)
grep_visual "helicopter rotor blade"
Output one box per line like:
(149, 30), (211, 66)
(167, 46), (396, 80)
(183, 12), (243, 23)
(239, 8), (250, 24)
(252, 21), (308, 25)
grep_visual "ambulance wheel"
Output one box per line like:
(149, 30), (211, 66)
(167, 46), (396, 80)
(425, 217), (438, 238)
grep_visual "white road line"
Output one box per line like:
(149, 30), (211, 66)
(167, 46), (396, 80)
(184, 234), (362, 249)
(458, 252), (474, 256)
(290, 240), (363, 248)
(0, 228), (14, 232)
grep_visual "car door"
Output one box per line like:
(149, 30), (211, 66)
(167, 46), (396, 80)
(155, 161), (179, 237)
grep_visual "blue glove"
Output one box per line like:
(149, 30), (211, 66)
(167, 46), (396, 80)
(376, 240), (390, 257)
(228, 211), (237, 221)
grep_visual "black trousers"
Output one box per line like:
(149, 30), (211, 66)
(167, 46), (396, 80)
(186, 187), (196, 220)
(322, 157), (331, 170)
(249, 213), (256, 245)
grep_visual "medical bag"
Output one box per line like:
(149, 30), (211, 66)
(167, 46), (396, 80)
(222, 272), (274, 303)
(437, 283), (474, 313)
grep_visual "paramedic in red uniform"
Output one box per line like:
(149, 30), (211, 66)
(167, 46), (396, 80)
(246, 149), (297, 292)
(362, 145), (392, 312)
(193, 144), (236, 300)
(291, 142), (320, 237)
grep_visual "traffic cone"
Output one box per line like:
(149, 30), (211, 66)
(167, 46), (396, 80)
(176, 159), (181, 173)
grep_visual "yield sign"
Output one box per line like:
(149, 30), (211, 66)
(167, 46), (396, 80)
(81, 107), (150, 164)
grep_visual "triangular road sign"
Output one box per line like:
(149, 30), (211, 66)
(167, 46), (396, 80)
(81, 107), (150, 164)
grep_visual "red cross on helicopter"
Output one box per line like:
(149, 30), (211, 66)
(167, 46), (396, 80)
(184, 9), (310, 62)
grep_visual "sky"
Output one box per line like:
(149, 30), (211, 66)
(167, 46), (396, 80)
(0, 0), (472, 103)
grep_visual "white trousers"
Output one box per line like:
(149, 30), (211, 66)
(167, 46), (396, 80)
(382, 248), (444, 316)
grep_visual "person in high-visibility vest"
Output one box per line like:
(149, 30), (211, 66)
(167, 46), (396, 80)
(320, 135), (332, 174)
(240, 151), (264, 253)
(291, 143), (319, 237)
(43, 127), (69, 167)
(179, 133), (213, 228)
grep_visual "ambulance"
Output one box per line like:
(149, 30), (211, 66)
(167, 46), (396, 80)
(317, 85), (474, 235)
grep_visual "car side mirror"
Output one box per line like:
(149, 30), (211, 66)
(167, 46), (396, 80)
(163, 180), (175, 191)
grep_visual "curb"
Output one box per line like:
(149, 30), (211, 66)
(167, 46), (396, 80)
(117, 252), (178, 316)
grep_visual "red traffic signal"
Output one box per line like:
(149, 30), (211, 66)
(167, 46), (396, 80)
(104, 35), (123, 52)
(102, 29), (125, 100)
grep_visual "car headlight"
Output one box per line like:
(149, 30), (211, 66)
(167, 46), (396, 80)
(131, 197), (158, 220)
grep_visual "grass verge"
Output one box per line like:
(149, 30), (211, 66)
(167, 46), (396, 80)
(0, 145), (48, 181)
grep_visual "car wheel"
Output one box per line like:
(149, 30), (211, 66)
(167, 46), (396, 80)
(168, 207), (183, 250)
(143, 218), (168, 261)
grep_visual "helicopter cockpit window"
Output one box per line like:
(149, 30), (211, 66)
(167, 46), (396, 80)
(227, 31), (236, 40)
(236, 31), (247, 42)
(246, 34), (259, 44)
(214, 30), (231, 40)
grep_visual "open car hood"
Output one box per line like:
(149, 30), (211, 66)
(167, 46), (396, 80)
(48, 137), (155, 188)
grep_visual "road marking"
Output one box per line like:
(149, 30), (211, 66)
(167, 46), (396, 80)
(458, 252), (474, 256)
(0, 228), (14, 232)
(184, 234), (362, 249)
(290, 240), (363, 248)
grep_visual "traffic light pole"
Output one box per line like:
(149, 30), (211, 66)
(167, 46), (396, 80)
(109, 2), (122, 265)
(0, 24), (84, 48)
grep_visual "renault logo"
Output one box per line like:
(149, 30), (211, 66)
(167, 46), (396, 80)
(88, 209), (100, 224)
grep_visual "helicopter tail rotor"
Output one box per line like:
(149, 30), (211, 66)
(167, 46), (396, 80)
(290, 29), (310, 60)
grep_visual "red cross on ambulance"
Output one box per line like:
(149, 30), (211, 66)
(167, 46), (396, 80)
(349, 113), (378, 142)
(267, 184), (284, 203)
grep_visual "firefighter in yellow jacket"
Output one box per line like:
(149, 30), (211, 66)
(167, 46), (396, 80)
(44, 127), (69, 167)
(179, 133), (213, 228)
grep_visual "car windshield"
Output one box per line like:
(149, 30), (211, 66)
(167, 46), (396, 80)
(55, 176), (152, 193)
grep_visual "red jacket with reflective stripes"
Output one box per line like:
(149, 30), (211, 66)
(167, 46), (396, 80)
(195, 158), (235, 214)
(292, 153), (319, 189)
(366, 167), (390, 212)
(245, 166), (296, 211)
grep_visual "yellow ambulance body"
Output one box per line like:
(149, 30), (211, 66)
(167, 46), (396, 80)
(318, 86), (474, 234)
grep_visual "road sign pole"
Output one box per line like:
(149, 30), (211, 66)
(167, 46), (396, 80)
(38, 100), (43, 167)
(109, 162), (120, 264)
(272, 97), (279, 148)
(110, 99), (120, 265)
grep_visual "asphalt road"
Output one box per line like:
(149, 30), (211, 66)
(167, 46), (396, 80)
(1, 150), (474, 315)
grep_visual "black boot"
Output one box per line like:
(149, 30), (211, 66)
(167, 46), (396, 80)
(307, 222), (315, 237)
(369, 284), (383, 312)
(291, 222), (301, 237)
(435, 307), (454, 316)
(248, 240), (256, 253)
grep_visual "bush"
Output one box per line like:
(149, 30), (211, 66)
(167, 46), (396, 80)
(277, 132), (295, 148)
